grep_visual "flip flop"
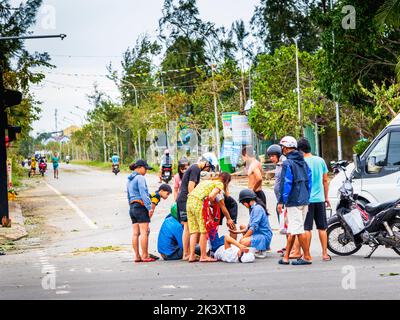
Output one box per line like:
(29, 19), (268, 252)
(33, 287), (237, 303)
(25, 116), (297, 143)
(134, 259), (142, 263)
(323, 255), (332, 261)
(149, 254), (160, 260)
(278, 259), (290, 265)
(291, 258), (312, 265)
(141, 257), (156, 262)
(199, 258), (218, 263)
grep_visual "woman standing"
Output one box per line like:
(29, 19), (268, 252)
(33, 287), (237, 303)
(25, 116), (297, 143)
(52, 152), (60, 179)
(187, 172), (232, 262)
(173, 158), (189, 201)
(127, 159), (155, 263)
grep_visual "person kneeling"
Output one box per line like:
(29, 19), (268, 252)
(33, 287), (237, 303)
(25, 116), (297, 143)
(157, 203), (184, 260)
(235, 189), (273, 259)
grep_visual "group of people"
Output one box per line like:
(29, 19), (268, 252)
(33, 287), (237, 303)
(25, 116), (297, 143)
(127, 135), (331, 266)
(27, 152), (60, 179)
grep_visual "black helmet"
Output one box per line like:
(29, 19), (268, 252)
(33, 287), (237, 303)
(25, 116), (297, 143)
(266, 144), (282, 158)
(178, 157), (189, 168)
(238, 189), (257, 203)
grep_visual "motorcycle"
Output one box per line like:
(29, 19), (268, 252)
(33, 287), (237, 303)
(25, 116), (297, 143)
(39, 161), (47, 177)
(112, 163), (120, 175)
(327, 160), (400, 258)
(161, 164), (172, 183)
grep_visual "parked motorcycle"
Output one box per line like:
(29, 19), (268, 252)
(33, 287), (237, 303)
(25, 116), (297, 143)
(161, 164), (172, 183)
(327, 160), (400, 258)
(112, 163), (120, 176)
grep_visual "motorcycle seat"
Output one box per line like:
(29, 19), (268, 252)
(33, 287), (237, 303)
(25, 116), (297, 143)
(365, 201), (397, 216)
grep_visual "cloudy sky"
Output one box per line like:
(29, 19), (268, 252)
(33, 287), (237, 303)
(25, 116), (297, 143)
(17, 0), (259, 135)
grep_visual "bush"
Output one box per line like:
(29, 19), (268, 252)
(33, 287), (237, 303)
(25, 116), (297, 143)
(353, 139), (370, 155)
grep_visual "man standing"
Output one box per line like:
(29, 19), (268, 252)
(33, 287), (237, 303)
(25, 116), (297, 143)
(241, 146), (266, 208)
(277, 136), (313, 266)
(176, 155), (211, 260)
(297, 138), (331, 261)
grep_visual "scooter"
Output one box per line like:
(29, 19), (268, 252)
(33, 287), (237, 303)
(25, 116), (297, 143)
(112, 163), (120, 175)
(161, 164), (172, 183)
(39, 161), (47, 177)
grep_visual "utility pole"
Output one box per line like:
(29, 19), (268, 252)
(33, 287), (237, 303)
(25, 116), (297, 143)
(211, 63), (221, 159)
(160, 75), (168, 149)
(102, 120), (106, 163)
(293, 37), (303, 136)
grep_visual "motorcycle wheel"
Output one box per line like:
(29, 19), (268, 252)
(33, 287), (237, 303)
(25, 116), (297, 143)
(41, 171), (44, 177)
(390, 219), (400, 256)
(327, 223), (362, 256)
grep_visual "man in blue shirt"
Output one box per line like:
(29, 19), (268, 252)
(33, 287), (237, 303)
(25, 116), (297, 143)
(157, 203), (184, 260)
(298, 138), (331, 261)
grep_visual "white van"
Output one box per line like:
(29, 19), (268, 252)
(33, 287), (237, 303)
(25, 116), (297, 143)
(328, 114), (400, 212)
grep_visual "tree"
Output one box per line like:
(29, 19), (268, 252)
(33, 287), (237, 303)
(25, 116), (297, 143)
(248, 45), (335, 139)
(251, 0), (320, 53)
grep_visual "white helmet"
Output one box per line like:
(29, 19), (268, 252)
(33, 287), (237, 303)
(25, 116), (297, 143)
(201, 152), (219, 171)
(164, 149), (170, 155)
(279, 136), (297, 148)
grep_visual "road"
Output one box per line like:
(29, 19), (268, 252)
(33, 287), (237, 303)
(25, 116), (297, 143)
(1, 163), (400, 300)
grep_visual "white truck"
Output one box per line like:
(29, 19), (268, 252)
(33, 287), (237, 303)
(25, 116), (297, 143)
(328, 114), (400, 212)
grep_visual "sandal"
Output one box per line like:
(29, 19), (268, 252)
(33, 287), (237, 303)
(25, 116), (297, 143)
(141, 257), (156, 262)
(323, 254), (332, 261)
(149, 254), (160, 260)
(278, 259), (290, 265)
(291, 258), (312, 265)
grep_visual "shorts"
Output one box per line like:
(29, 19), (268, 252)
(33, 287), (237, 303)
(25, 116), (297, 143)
(210, 234), (225, 252)
(304, 202), (328, 231)
(177, 200), (188, 222)
(129, 203), (150, 224)
(161, 247), (183, 261)
(186, 195), (206, 234)
(219, 196), (238, 225)
(53, 164), (59, 170)
(214, 245), (239, 263)
(286, 205), (308, 235)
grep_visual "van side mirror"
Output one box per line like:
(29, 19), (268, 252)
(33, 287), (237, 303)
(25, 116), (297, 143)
(353, 154), (361, 173)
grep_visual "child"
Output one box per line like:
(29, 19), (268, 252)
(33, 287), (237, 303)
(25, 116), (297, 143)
(209, 227), (255, 263)
(150, 184), (173, 212)
(234, 189), (273, 259)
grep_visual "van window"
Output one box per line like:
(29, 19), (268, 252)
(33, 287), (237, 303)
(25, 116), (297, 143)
(388, 132), (400, 166)
(366, 134), (388, 174)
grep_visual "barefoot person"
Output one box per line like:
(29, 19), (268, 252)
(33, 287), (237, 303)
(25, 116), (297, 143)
(127, 159), (155, 263)
(277, 136), (313, 266)
(52, 152), (60, 179)
(176, 155), (214, 260)
(186, 172), (232, 262)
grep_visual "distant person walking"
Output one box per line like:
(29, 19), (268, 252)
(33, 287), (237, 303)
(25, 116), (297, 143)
(52, 152), (60, 179)
(241, 146), (266, 209)
(277, 136), (313, 266)
(297, 138), (331, 261)
(127, 159), (155, 263)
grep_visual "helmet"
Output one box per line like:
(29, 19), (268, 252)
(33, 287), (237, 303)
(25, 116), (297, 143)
(279, 136), (297, 149)
(201, 152), (218, 171)
(170, 203), (179, 221)
(164, 149), (170, 155)
(238, 189), (257, 203)
(113, 152), (117, 155)
(266, 144), (282, 157)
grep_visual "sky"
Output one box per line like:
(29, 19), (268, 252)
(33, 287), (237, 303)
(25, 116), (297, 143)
(16, 0), (260, 135)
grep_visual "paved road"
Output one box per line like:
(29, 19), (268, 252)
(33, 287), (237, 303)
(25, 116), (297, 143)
(1, 164), (400, 300)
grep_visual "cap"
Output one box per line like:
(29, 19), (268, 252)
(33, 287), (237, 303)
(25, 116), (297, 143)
(133, 159), (153, 170)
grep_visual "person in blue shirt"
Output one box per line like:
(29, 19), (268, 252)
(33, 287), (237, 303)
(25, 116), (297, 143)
(234, 189), (273, 259)
(111, 152), (120, 165)
(157, 203), (184, 260)
(127, 159), (154, 263)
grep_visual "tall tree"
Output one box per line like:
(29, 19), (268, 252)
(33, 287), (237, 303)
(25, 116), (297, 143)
(251, 0), (320, 53)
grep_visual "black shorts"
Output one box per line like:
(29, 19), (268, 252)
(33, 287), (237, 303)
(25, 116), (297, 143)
(177, 201), (187, 222)
(219, 195), (238, 225)
(304, 202), (328, 231)
(129, 203), (150, 224)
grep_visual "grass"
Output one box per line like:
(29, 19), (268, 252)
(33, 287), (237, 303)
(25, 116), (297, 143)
(72, 245), (124, 255)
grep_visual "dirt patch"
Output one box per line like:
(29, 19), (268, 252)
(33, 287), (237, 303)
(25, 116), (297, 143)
(72, 245), (124, 255)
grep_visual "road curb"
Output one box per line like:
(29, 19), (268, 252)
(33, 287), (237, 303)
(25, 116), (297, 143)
(0, 202), (28, 242)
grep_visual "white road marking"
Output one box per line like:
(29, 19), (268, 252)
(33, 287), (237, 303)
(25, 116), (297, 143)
(45, 182), (98, 230)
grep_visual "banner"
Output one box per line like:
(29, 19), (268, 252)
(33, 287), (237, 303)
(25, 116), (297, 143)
(221, 112), (239, 139)
(232, 115), (253, 146)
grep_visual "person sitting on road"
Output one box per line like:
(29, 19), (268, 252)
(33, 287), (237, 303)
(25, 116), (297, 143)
(232, 189), (273, 259)
(157, 203), (184, 260)
(209, 228), (255, 263)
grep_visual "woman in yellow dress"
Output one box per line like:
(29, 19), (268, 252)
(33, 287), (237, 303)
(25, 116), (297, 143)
(187, 172), (232, 262)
